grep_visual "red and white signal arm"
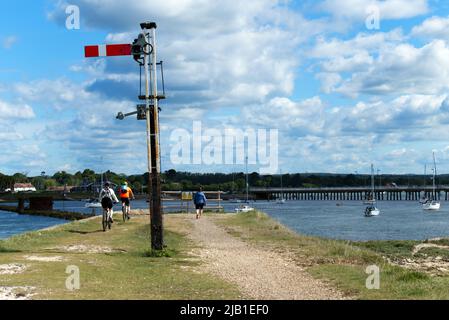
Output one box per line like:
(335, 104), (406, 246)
(84, 44), (132, 58)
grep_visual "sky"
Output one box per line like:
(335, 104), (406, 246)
(2, 0), (449, 176)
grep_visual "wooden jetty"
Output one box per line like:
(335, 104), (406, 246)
(250, 186), (449, 201)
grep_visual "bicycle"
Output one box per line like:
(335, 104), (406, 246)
(103, 203), (118, 232)
(122, 203), (129, 222)
(102, 207), (112, 232)
(122, 199), (133, 222)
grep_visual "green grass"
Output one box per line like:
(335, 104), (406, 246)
(5, 209), (449, 300)
(417, 247), (449, 259)
(427, 238), (449, 247)
(354, 241), (418, 259)
(0, 215), (240, 300)
(215, 211), (449, 300)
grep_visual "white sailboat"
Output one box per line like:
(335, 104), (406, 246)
(423, 152), (440, 211)
(365, 164), (380, 217)
(235, 156), (254, 213)
(85, 171), (103, 208)
(276, 170), (286, 204)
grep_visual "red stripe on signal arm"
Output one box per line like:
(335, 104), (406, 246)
(84, 46), (99, 58)
(106, 44), (132, 56)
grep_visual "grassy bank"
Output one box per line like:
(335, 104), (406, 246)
(0, 205), (93, 221)
(0, 214), (240, 299)
(215, 211), (449, 299)
(3, 210), (449, 299)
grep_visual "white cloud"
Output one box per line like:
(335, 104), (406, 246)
(49, 0), (326, 109)
(411, 15), (449, 40)
(316, 73), (342, 93)
(320, 0), (429, 20)
(0, 100), (35, 120)
(310, 28), (449, 98)
(239, 96), (326, 135)
(14, 79), (95, 110)
(309, 29), (404, 59)
(0, 0), (438, 175)
(341, 94), (446, 133)
(335, 40), (449, 97)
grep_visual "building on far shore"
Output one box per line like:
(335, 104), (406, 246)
(5, 183), (37, 193)
(46, 185), (76, 193)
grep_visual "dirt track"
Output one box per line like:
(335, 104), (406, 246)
(187, 216), (344, 300)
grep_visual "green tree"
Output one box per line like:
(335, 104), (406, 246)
(13, 173), (28, 183)
(44, 179), (58, 189)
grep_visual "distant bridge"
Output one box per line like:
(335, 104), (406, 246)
(249, 186), (449, 201)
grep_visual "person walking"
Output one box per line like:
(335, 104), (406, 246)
(193, 187), (207, 219)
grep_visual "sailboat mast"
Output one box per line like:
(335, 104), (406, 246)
(433, 152), (437, 198)
(245, 156), (249, 203)
(280, 170), (283, 199)
(371, 164), (375, 200)
(424, 164), (427, 187)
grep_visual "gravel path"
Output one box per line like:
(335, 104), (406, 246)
(188, 216), (344, 300)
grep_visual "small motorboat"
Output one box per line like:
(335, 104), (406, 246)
(276, 198), (286, 204)
(235, 205), (255, 213)
(85, 199), (102, 208)
(365, 205), (380, 217)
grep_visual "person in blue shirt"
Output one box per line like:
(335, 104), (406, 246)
(193, 187), (207, 219)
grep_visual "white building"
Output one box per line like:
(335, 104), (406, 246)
(11, 183), (37, 193)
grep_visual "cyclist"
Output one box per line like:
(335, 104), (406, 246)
(99, 182), (119, 223)
(119, 181), (135, 220)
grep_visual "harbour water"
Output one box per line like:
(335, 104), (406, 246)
(2, 200), (449, 241)
(0, 210), (66, 240)
(257, 201), (449, 241)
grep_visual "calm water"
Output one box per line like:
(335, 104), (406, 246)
(255, 201), (449, 241)
(2, 200), (449, 241)
(0, 210), (66, 240)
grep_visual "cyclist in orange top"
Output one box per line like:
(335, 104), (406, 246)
(119, 181), (135, 220)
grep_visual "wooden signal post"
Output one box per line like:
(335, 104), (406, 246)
(85, 21), (165, 250)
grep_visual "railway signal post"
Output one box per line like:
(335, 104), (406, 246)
(85, 22), (165, 250)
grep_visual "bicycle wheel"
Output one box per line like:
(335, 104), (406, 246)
(102, 211), (107, 232)
(122, 206), (127, 222)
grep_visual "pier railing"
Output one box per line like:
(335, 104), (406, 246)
(250, 186), (449, 201)
(162, 191), (224, 212)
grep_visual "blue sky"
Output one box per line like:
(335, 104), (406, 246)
(2, 0), (449, 176)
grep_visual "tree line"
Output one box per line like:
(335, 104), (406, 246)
(0, 174), (14, 191)
(2, 169), (449, 193)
